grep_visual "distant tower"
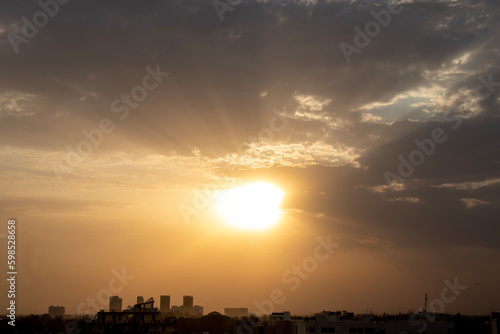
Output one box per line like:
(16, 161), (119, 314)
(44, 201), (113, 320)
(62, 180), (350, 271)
(137, 296), (144, 304)
(183, 296), (194, 308)
(160, 295), (171, 313)
(109, 296), (122, 312)
(424, 293), (428, 312)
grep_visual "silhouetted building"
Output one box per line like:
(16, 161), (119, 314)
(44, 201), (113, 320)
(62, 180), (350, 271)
(137, 296), (145, 304)
(160, 295), (171, 314)
(256, 314), (298, 334)
(492, 312), (500, 334)
(270, 312), (291, 324)
(385, 320), (451, 334)
(133, 300), (158, 312)
(168, 297), (203, 317)
(225, 307), (249, 317)
(307, 311), (452, 334)
(109, 296), (122, 312)
(48, 305), (65, 317)
(248, 310), (453, 334)
(90, 300), (176, 334)
(193, 305), (204, 317)
(183, 296), (193, 308)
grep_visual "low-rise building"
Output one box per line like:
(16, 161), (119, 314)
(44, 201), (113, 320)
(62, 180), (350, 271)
(89, 300), (176, 334)
(48, 305), (65, 317)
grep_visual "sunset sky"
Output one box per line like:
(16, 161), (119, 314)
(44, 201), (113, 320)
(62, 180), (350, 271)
(1, 0), (499, 316)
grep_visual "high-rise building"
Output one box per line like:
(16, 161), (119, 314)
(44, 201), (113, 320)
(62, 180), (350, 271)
(183, 295), (193, 308)
(137, 296), (144, 304)
(109, 296), (122, 312)
(160, 295), (171, 313)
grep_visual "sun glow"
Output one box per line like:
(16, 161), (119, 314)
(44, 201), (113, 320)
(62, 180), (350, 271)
(216, 182), (285, 230)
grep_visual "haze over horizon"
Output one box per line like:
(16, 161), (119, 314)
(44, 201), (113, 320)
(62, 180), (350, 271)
(0, 0), (499, 317)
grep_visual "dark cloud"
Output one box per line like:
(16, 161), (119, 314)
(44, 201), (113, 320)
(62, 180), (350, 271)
(0, 0), (497, 153)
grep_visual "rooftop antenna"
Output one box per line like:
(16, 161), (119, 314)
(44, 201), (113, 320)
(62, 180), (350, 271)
(424, 294), (428, 312)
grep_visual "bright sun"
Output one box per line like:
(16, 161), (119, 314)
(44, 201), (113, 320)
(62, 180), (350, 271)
(216, 182), (285, 230)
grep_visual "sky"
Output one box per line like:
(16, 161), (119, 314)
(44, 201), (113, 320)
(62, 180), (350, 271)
(0, 0), (499, 316)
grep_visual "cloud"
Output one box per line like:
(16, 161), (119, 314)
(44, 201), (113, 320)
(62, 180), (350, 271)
(460, 198), (490, 208)
(386, 197), (420, 203)
(364, 181), (406, 193)
(0, 91), (41, 118)
(0, 196), (130, 215)
(436, 178), (500, 191)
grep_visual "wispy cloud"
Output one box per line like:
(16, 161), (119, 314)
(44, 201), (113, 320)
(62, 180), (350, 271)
(436, 178), (500, 191)
(460, 198), (490, 208)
